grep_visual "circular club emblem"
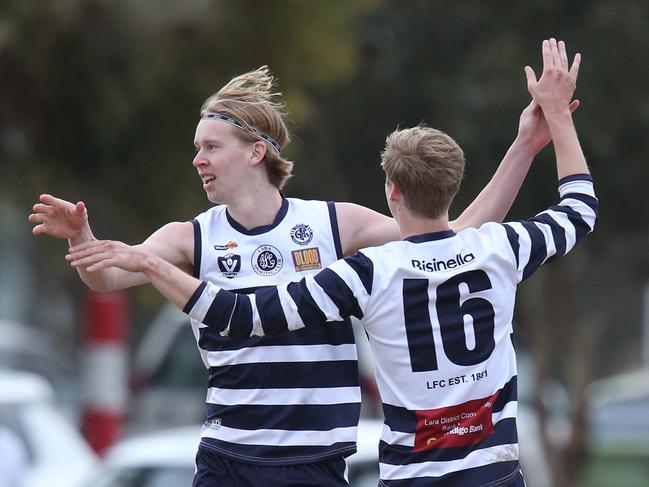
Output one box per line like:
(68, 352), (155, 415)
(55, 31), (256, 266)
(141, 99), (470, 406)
(290, 224), (313, 245)
(251, 245), (283, 276)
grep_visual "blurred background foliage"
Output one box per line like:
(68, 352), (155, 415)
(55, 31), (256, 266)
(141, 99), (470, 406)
(1, 1), (649, 484)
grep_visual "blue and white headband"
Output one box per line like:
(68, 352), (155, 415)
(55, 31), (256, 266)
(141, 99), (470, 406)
(201, 112), (282, 153)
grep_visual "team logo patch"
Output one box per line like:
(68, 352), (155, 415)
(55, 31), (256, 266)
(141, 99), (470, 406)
(290, 224), (313, 246)
(413, 391), (498, 452)
(214, 241), (238, 251)
(217, 253), (241, 278)
(251, 245), (283, 276)
(292, 247), (322, 272)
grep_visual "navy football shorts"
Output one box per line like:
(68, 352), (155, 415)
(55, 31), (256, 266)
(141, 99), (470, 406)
(193, 448), (349, 487)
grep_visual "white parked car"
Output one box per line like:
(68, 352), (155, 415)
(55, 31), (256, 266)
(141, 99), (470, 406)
(83, 419), (383, 487)
(0, 319), (81, 419)
(0, 370), (98, 487)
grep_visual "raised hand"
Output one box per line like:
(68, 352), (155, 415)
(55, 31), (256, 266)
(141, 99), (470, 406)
(524, 38), (581, 114)
(29, 194), (89, 240)
(516, 98), (579, 155)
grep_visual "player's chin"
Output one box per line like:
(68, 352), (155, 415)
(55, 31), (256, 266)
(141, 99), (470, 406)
(205, 191), (225, 205)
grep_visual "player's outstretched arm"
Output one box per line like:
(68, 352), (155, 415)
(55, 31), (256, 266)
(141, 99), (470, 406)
(74, 236), (369, 340)
(183, 253), (372, 338)
(67, 238), (201, 305)
(502, 39), (596, 283)
(65, 221), (195, 291)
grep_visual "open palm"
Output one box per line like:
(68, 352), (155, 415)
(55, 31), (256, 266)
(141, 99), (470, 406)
(29, 194), (88, 239)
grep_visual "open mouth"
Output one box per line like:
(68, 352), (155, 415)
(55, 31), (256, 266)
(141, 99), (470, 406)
(202, 176), (216, 185)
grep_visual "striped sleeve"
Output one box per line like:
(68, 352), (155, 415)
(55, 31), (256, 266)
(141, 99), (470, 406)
(183, 252), (375, 338)
(502, 173), (598, 282)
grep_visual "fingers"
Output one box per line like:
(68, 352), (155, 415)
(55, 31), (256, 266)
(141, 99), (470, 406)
(27, 213), (47, 228)
(541, 39), (552, 71)
(68, 251), (114, 269)
(32, 223), (47, 235)
(524, 66), (538, 91)
(86, 260), (116, 273)
(67, 241), (119, 266)
(67, 240), (117, 261)
(39, 194), (68, 207)
(548, 38), (560, 68)
(570, 52), (581, 79)
(67, 240), (132, 269)
(29, 204), (53, 235)
(558, 40), (569, 69)
(32, 202), (54, 216)
(569, 99), (580, 113)
(74, 201), (86, 216)
(68, 239), (112, 253)
(541, 38), (574, 74)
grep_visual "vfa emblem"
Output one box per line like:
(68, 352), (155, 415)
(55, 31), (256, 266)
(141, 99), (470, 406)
(217, 253), (241, 278)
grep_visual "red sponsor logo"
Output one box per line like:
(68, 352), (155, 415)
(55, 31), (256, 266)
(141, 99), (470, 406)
(413, 391), (499, 452)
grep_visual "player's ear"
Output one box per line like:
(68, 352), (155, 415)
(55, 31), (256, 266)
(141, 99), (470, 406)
(387, 181), (401, 203)
(249, 141), (267, 166)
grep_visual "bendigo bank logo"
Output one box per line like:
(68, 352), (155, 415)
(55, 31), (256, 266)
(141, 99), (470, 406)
(292, 247), (322, 272)
(413, 391), (499, 452)
(217, 253), (241, 278)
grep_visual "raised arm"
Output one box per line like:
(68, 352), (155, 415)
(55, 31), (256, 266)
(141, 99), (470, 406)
(525, 38), (587, 178)
(501, 39), (596, 283)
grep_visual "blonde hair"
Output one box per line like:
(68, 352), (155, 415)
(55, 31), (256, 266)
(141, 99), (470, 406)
(381, 126), (465, 218)
(201, 66), (293, 189)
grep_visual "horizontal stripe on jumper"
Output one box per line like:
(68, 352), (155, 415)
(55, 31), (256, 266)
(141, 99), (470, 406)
(206, 385), (361, 406)
(204, 402), (362, 431)
(200, 423), (358, 447)
(203, 343), (358, 367)
(380, 459), (520, 486)
(199, 438), (356, 466)
(197, 319), (355, 350)
(206, 360), (360, 389)
(380, 443), (519, 481)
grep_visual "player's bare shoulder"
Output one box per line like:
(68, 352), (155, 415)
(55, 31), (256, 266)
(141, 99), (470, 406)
(142, 221), (195, 270)
(334, 202), (399, 255)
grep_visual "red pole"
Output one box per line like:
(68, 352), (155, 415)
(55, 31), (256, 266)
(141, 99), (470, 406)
(81, 291), (129, 455)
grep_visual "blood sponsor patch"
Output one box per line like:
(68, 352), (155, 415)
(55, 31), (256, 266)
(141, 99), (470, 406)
(413, 391), (499, 452)
(292, 247), (322, 272)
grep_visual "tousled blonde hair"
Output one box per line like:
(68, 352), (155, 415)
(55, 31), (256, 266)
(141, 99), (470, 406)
(201, 66), (293, 189)
(381, 126), (465, 218)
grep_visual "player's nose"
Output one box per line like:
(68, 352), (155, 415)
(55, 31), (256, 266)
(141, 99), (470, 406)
(193, 152), (207, 167)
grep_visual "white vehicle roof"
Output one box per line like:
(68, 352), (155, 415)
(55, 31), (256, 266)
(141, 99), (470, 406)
(0, 370), (55, 403)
